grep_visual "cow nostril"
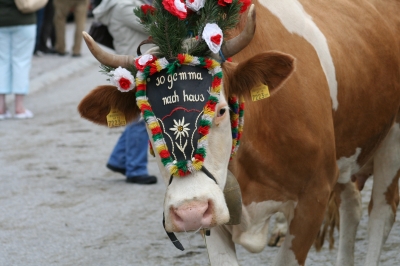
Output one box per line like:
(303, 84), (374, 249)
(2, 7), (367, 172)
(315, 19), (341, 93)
(171, 207), (184, 222)
(203, 201), (212, 219)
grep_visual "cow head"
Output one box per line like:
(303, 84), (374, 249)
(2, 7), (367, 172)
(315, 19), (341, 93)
(78, 5), (295, 235)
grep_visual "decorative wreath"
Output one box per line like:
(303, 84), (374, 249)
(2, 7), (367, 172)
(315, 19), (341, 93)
(136, 54), (222, 177)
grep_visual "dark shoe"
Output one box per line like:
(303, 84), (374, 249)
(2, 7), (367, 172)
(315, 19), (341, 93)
(38, 47), (57, 54)
(47, 48), (57, 54)
(57, 51), (69, 56)
(72, 53), (81, 57)
(126, 175), (157, 184)
(106, 163), (126, 175)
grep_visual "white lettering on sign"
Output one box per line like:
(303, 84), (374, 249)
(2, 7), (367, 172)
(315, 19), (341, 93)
(183, 90), (205, 102)
(187, 72), (203, 80)
(162, 90), (179, 105)
(156, 71), (204, 88)
(156, 76), (165, 86)
(167, 73), (178, 89)
(153, 70), (209, 105)
(179, 72), (187, 80)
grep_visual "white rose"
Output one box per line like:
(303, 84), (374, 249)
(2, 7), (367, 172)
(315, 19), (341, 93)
(186, 0), (205, 11)
(202, 23), (223, 54)
(110, 67), (135, 92)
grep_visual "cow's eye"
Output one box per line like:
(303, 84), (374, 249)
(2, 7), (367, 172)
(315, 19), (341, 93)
(215, 105), (228, 126)
(218, 108), (226, 117)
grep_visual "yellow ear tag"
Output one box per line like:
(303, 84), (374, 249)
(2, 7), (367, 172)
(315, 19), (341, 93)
(106, 108), (126, 128)
(251, 84), (270, 101)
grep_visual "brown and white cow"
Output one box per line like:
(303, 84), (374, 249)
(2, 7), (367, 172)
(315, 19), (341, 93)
(78, 0), (400, 265)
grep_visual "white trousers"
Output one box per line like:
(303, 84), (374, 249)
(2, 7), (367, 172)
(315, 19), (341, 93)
(0, 24), (36, 95)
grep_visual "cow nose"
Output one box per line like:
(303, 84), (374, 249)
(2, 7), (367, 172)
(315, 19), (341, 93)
(171, 201), (213, 231)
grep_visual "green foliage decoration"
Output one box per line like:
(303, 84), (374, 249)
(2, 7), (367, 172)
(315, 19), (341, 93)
(133, 0), (247, 59)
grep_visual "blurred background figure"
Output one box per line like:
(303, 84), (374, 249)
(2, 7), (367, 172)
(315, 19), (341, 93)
(93, 0), (157, 184)
(33, 6), (45, 56)
(0, 0), (36, 119)
(36, 0), (56, 55)
(53, 0), (89, 57)
(93, 0), (152, 57)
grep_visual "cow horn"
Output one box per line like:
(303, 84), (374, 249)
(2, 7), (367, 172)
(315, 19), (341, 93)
(220, 4), (256, 59)
(82, 31), (136, 68)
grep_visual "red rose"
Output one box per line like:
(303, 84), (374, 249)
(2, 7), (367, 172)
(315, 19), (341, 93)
(118, 77), (131, 90)
(239, 0), (251, 13)
(135, 54), (157, 71)
(162, 0), (187, 20)
(217, 0), (232, 7)
(141, 4), (156, 15)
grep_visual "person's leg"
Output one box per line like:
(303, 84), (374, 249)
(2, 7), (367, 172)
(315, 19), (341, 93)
(34, 8), (45, 54)
(125, 120), (157, 184)
(39, 0), (56, 53)
(11, 24), (36, 116)
(0, 27), (12, 115)
(53, 0), (71, 55)
(107, 127), (127, 174)
(71, 0), (89, 56)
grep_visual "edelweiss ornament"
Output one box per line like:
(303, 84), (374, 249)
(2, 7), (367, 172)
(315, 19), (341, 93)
(202, 23), (223, 54)
(110, 67), (135, 92)
(186, 0), (205, 11)
(170, 118), (190, 139)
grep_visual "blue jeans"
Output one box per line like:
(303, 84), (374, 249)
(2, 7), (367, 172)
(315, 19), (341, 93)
(108, 120), (149, 177)
(0, 24), (36, 95)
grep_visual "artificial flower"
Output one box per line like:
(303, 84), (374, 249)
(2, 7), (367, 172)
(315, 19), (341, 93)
(239, 0), (251, 13)
(135, 54), (157, 71)
(217, 0), (232, 7)
(141, 4), (156, 15)
(186, 0), (205, 11)
(170, 117), (190, 139)
(110, 67), (135, 92)
(202, 23), (223, 54)
(162, 0), (187, 20)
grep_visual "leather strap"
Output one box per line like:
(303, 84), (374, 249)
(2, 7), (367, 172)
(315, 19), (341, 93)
(163, 212), (184, 251)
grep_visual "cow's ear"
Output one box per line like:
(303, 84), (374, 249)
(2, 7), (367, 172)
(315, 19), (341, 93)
(78, 85), (140, 126)
(223, 51), (295, 98)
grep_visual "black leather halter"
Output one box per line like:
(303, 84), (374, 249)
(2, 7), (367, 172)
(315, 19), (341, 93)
(163, 166), (217, 251)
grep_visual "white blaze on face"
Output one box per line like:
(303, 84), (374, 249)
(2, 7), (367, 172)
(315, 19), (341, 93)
(259, 0), (338, 110)
(150, 92), (233, 232)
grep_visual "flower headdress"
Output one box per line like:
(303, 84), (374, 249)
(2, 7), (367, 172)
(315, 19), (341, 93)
(134, 0), (251, 59)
